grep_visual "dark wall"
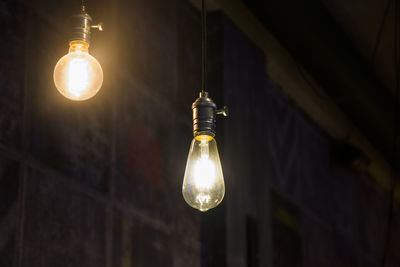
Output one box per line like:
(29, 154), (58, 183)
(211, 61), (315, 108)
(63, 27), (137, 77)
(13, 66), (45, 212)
(0, 0), (399, 267)
(0, 0), (203, 266)
(219, 12), (400, 267)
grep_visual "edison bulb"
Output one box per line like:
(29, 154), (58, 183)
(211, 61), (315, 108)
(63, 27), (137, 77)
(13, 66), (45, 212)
(182, 135), (225, 212)
(54, 41), (103, 101)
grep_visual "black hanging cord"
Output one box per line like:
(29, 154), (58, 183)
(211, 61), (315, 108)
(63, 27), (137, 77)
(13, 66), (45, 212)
(372, 0), (393, 65)
(381, 0), (400, 266)
(201, 0), (207, 94)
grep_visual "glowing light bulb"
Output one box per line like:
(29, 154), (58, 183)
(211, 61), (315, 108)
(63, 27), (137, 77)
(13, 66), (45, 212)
(182, 135), (225, 212)
(54, 41), (103, 101)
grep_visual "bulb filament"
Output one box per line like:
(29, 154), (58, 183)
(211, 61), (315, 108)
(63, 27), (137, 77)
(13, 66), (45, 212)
(193, 139), (216, 190)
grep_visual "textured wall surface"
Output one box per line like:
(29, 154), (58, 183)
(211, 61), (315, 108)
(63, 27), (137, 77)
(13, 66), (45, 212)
(219, 12), (400, 267)
(0, 0), (399, 267)
(0, 0), (202, 266)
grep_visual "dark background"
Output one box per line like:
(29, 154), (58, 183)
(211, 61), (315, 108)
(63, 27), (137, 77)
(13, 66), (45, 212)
(0, 0), (399, 266)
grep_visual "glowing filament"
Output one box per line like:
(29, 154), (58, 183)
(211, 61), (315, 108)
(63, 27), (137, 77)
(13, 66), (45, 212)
(182, 136), (225, 211)
(193, 157), (216, 189)
(54, 41), (103, 101)
(67, 58), (90, 97)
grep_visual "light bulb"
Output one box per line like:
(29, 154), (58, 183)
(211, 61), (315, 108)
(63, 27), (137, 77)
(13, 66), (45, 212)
(54, 41), (103, 101)
(182, 135), (225, 212)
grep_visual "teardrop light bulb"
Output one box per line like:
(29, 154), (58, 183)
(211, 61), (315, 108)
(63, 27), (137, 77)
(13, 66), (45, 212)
(54, 40), (103, 101)
(182, 135), (225, 212)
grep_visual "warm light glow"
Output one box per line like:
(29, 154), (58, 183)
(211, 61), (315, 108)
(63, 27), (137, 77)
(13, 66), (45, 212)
(54, 41), (103, 101)
(67, 58), (90, 97)
(193, 158), (216, 189)
(182, 135), (225, 212)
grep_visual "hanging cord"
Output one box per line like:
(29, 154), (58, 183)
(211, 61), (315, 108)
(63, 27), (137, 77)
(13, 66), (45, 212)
(81, 0), (86, 12)
(382, 0), (400, 266)
(201, 0), (207, 94)
(372, 0), (393, 65)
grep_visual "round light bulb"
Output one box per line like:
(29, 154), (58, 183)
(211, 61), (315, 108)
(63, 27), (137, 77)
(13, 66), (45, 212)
(54, 41), (103, 101)
(182, 135), (225, 212)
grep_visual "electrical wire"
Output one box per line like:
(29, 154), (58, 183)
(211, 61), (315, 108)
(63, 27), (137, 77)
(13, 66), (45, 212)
(201, 0), (207, 94)
(372, 0), (393, 65)
(381, 0), (400, 266)
(299, 1), (393, 102)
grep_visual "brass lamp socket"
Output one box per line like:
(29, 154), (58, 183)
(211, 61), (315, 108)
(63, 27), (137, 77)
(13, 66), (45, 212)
(192, 92), (228, 137)
(69, 10), (103, 44)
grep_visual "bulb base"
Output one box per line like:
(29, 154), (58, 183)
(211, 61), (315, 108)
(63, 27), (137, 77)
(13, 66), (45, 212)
(70, 11), (93, 44)
(192, 92), (217, 137)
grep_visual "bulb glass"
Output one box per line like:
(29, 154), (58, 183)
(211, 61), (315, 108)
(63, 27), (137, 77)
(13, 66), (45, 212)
(182, 135), (225, 212)
(54, 41), (103, 101)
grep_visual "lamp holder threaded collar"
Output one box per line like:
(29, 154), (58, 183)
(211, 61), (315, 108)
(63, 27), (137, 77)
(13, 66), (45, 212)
(192, 92), (218, 137)
(69, 10), (103, 44)
(70, 11), (92, 43)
